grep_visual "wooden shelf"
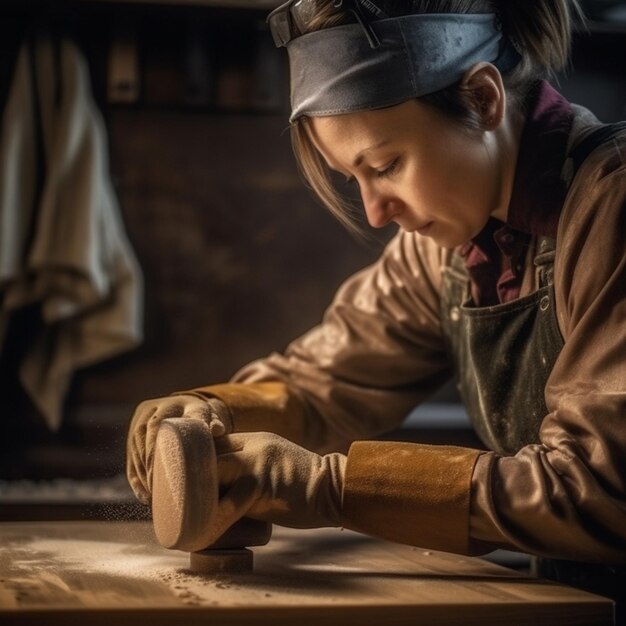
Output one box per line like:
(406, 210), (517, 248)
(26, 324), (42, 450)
(586, 17), (626, 33)
(77, 0), (281, 8)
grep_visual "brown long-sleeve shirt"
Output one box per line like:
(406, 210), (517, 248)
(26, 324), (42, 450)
(214, 83), (626, 563)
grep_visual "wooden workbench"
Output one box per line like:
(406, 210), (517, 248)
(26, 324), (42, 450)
(0, 521), (614, 625)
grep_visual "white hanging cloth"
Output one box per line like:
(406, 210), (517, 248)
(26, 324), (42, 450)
(0, 35), (143, 430)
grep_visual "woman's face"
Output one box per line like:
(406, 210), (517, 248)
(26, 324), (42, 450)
(308, 99), (511, 249)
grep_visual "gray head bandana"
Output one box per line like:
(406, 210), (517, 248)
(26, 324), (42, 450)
(287, 13), (521, 122)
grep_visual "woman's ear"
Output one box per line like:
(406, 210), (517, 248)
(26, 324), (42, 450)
(460, 62), (505, 131)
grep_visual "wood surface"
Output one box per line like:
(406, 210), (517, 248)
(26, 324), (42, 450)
(0, 521), (614, 625)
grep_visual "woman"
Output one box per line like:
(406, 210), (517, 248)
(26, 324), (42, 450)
(127, 0), (626, 612)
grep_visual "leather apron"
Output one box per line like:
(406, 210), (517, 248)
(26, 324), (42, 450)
(440, 234), (560, 456)
(439, 122), (626, 617)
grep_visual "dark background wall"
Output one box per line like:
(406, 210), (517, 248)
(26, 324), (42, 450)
(0, 1), (396, 479)
(1, 0), (625, 481)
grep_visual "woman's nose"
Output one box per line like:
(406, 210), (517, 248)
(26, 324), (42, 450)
(361, 186), (400, 229)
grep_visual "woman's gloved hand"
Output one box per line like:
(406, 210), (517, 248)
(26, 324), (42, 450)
(126, 394), (232, 504)
(210, 432), (346, 538)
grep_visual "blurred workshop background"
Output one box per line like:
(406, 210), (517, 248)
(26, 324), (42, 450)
(0, 0), (625, 521)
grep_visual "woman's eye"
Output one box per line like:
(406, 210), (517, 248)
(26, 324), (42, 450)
(376, 158), (400, 178)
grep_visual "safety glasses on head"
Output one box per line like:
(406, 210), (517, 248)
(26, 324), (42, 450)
(268, 0), (388, 48)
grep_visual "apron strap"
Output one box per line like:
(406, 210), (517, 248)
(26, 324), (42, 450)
(569, 121), (626, 174)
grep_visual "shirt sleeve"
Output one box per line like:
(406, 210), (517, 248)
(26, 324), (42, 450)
(470, 142), (626, 562)
(230, 230), (452, 453)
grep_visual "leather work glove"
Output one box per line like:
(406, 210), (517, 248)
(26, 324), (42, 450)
(209, 432), (346, 538)
(126, 394), (232, 504)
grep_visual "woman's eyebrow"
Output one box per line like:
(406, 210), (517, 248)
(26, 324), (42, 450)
(352, 139), (391, 167)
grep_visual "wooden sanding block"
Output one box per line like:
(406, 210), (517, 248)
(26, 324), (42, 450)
(152, 418), (271, 573)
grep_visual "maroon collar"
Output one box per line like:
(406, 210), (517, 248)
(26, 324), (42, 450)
(507, 80), (574, 238)
(460, 81), (574, 306)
